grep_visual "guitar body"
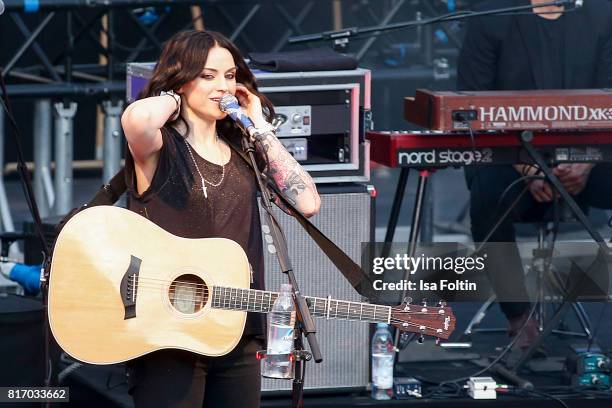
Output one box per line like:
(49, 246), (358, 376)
(49, 206), (250, 365)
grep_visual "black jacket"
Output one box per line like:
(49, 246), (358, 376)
(457, 0), (612, 91)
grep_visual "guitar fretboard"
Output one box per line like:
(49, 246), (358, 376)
(211, 286), (390, 324)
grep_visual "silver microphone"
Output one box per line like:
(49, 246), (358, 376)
(0, 1), (5, 16)
(219, 93), (257, 137)
(558, 0), (584, 8)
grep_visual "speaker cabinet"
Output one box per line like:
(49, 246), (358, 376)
(261, 184), (374, 392)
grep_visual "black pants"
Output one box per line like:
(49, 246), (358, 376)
(127, 336), (264, 408)
(465, 163), (612, 319)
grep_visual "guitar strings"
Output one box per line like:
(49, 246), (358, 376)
(135, 278), (450, 310)
(121, 291), (446, 331)
(132, 284), (448, 313)
(133, 277), (453, 313)
(132, 278), (453, 333)
(132, 282), (450, 317)
(133, 277), (455, 316)
(115, 289), (450, 333)
(126, 288), (452, 333)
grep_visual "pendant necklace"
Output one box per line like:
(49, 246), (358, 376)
(183, 135), (225, 198)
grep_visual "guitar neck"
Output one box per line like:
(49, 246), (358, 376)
(211, 286), (391, 324)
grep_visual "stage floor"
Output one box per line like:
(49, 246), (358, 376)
(52, 299), (612, 407)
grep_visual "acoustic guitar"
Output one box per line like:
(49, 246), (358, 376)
(48, 206), (456, 365)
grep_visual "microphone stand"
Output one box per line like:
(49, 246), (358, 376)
(0, 72), (53, 406)
(289, 0), (580, 48)
(240, 135), (322, 408)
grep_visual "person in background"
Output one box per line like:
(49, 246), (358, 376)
(457, 0), (612, 348)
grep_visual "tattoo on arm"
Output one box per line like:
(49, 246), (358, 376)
(256, 131), (316, 206)
(280, 170), (308, 205)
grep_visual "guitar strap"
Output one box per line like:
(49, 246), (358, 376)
(53, 168), (128, 235)
(58, 141), (383, 304)
(225, 140), (383, 304)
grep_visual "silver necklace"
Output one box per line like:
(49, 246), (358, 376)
(183, 136), (226, 199)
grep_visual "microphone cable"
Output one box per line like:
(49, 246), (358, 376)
(418, 301), (539, 397)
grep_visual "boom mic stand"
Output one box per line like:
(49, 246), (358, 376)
(240, 135), (322, 408)
(289, 0), (582, 48)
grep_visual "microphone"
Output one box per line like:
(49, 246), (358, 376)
(219, 93), (257, 137)
(553, 0), (583, 7)
(0, 1), (4, 16)
(565, 0), (583, 7)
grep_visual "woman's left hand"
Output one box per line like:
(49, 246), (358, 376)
(234, 83), (267, 128)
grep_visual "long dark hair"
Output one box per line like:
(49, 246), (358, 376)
(139, 30), (274, 139)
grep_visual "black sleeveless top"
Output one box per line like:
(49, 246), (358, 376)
(125, 127), (265, 335)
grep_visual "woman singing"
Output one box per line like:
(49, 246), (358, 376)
(120, 30), (320, 408)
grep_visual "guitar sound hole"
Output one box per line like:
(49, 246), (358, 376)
(169, 274), (208, 314)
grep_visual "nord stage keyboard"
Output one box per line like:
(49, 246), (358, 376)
(366, 130), (612, 168)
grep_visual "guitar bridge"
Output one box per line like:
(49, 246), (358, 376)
(120, 255), (141, 319)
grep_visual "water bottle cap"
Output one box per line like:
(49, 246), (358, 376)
(280, 283), (292, 292)
(376, 323), (388, 329)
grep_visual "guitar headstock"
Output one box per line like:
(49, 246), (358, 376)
(389, 298), (456, 341)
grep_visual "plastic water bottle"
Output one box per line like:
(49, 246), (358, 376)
(371, 323), (394, 400)
(262, 283), (296, 379)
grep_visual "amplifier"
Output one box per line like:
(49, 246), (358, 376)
(126, 63), (371, 183)
(261, 184), (374, 392)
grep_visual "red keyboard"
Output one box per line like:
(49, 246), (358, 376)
(404, 89), (612, 132)
(366, 130), (612, 168)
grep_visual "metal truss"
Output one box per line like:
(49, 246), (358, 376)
(1, 1), (472, 98)
(0, 0), (469, 222)
(2, 0), (210, 98)
(332, 0), (468, 66)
